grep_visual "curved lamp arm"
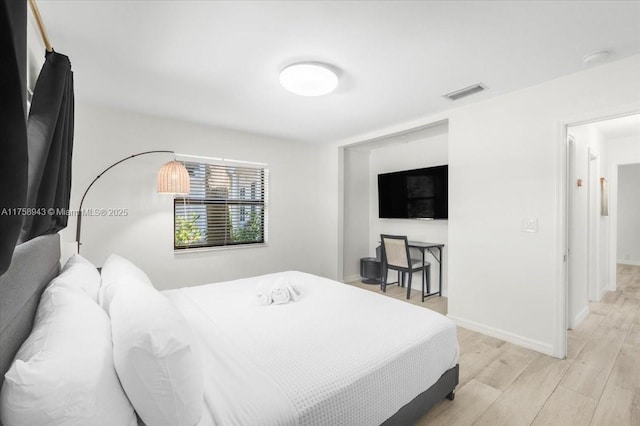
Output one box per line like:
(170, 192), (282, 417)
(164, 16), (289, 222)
(75, 150), (176, 253)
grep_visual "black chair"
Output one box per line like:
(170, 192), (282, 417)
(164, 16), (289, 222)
(380, 234), (430, 300)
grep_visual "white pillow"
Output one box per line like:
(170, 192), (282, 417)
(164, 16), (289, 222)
(61, 253), (96, 272)
(49, 254), (100, 301)
(109, 276), (204, 426)
(0, 287), (137, 426)
(99, 254), (152, 311)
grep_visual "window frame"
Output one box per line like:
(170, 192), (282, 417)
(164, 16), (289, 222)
(172, 156), (269, 252)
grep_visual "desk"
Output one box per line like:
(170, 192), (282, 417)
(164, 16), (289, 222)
(408, 241), (444, 301)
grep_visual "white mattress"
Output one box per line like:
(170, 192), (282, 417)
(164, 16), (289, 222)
(163, 271), (458, 426)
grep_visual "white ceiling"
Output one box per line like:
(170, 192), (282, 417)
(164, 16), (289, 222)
(35, 1), (640, 145)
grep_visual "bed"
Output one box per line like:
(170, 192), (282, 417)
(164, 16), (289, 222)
(0, 235), (459, 426)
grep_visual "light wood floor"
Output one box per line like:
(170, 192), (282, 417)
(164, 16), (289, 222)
(348, 264), (640, 425)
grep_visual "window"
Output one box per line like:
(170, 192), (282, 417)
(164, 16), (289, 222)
(174, 158), (268, 250)
(239, 188), (247, 223)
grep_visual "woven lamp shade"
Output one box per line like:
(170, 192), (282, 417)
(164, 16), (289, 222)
(157, 161), (190, 195)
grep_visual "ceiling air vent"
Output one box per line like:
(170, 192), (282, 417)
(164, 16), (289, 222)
(443, 83), (486, 101)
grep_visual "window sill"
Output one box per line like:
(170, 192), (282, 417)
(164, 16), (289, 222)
(174, 243), (268, 255)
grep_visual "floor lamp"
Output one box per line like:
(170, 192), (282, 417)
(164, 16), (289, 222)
(75, 150), (190, 253)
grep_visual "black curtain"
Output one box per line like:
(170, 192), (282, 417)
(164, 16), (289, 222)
(0, 0), (28, 276)
(19, 51), (74, 242)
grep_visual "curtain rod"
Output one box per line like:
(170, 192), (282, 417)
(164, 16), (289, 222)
(28, 0), (53, 52)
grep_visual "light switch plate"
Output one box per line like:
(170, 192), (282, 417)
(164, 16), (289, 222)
(522, 218), (538, 233)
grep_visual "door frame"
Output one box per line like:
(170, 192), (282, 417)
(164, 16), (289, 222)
(565, 134), (575, 330)
(556, 105), (640, 359)
(587, 147), (599, 301)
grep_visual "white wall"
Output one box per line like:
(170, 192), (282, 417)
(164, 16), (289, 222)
(325, 53), (640, 358)
(445, 55), (640, 357)
(62, 102), (326, 290)
(617, 164), (640, 265)
(317, 144), (343, 281)
(566, 131), (588, 327)
(343, 149), (371, 281)
(368, 133), (449, 296)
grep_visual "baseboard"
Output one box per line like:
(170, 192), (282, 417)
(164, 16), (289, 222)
(572, 306), (589, 330)
(447, 314), (555, 357)
(617, 259), (640, 266)
(343, 274), (361, 284)
(598, 285), (609, 301)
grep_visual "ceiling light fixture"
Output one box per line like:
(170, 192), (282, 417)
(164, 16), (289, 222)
(279, 62), (338, 96)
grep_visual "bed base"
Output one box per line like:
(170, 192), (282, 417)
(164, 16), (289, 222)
(381, 363), (459, 426)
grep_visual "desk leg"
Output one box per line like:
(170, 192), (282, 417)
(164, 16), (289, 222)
(427, 265), (431, 301)
(421, 249), (425, 302)
(424, 249), (429, 294)
(438, 247), (442, 296)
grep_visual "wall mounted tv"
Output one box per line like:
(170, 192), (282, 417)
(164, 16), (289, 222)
(378, 165), (448, 219)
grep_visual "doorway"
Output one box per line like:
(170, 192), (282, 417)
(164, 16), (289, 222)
(616, 163), (640, 267)
(565, 113), (640, 332)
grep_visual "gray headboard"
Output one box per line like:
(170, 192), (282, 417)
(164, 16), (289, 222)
(0, 233), (61, 385)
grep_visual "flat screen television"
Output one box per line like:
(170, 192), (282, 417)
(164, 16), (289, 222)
(378, 165), (448, 219)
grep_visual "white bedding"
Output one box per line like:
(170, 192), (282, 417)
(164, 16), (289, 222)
(163, 271), (458, 426)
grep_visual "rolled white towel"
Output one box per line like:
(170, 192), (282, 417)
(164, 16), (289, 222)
(255, 290), (271, 306)
(254, 278), (274, 306)
(285, 282), (300, 302)
(270, 277), (300, 304)
(270, 286), (290, 305)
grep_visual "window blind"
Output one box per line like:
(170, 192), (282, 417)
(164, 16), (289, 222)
(174, 159), (268, 250)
